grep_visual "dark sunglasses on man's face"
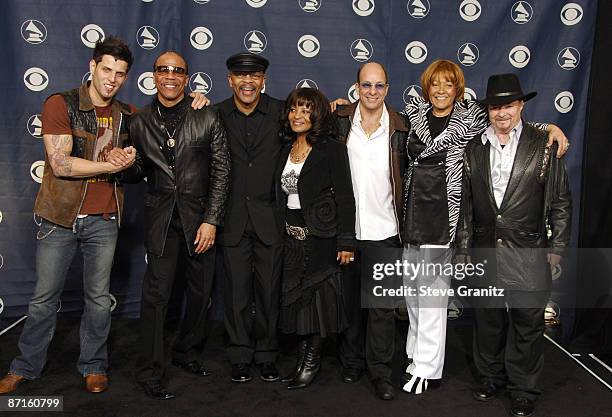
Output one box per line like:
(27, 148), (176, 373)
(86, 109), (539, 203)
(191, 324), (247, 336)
(155, 65), (186, 75)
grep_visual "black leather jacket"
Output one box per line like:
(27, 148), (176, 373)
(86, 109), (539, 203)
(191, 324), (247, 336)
(456, 123), (571, 291)
(125, 98), (231, 257)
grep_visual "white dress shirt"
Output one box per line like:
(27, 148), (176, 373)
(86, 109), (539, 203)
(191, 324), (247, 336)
(481, 121), (523, 208)
(347, 104), (398, 241)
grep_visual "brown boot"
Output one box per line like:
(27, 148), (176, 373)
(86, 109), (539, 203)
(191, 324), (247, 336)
(85, 374), (108, 393)
(0, 373), (26, 394)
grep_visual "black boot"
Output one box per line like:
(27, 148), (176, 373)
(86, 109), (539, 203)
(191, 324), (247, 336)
(287, 335), (321, 390)
(281, 338), (308, 383)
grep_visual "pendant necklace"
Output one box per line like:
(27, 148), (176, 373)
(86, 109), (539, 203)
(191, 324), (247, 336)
(157, 106), (177, 148)
(290, 142), (311, 163)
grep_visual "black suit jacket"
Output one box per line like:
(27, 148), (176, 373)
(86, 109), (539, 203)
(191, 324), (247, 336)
(456, 123), (571, 291)
(125, 98), (231, 257)
(275, 139), (357, 251)
(216, 94), (284, 246)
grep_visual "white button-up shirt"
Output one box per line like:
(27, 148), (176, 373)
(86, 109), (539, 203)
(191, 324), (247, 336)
(346, 104), (398, 241)
(481, 121), (523, 208)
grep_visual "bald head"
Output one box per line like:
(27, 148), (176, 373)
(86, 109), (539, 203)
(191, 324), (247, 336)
(357, 62), (388, 84)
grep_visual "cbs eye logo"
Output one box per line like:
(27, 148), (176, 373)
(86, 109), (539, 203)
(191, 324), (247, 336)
(30, 161), (45, 183)
(189, 72), (213, 95)
(508, 45), (530, 68)
(190, 27), (213, 50)
(347, 84), (359, 103)
(296, 79), (318, 89)
(403, 85), (423, 104)
(110, 294), (118, 312)
(21, 20), (47, 44)
(555, 91), (574, 114)
(138, 72), (157, 95)
(405, 41), (427, 64)
(297, 35), (320, 58)
(560, 3), (583, 26)
(81, 24), (105, 48)
(246, 0), (267, 7)
(193, 0), (211, 4)
(459, 0), (481, 21)
(24, 67), (49, 92)
(353, 0), (375, 17)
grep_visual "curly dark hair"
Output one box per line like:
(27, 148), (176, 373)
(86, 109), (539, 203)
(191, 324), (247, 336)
(280, 88), (336, 145)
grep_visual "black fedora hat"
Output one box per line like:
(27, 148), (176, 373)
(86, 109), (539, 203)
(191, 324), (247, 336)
(226, 52), (269, 73)
(478, 73), (537, 106)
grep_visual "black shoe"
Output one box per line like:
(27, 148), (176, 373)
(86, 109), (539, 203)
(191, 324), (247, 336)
(257, 362), (279, 382)
(281, 339), (308, 383)
(172, 360), (211, 377)
(138, 380), (176, 400)
(341, 367), (364, 384)
(287, 335), (321, 390)
(511, 397), (535, 417)
(231, 363), (252, 383)
(373, 379), (395, 400)
(472, 383), (501, 402)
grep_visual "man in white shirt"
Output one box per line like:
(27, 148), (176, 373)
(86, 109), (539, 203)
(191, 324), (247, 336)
(334, 62), (409, 400)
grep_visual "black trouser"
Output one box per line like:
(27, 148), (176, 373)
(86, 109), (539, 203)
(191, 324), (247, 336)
(222, 218), (282, 365)
(473, 290), (549, 401)
(339, 235), (400, 382)
(137, 211), (215, 383)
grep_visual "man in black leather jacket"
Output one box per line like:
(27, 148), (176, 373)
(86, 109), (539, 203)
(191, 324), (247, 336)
(125, 51), (231, 400)
(456, 74), (571, 417)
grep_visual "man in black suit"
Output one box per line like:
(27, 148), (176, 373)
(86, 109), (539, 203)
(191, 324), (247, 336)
(456, 74), (571, 417)
(126, 51), (231, 399)
(216, 53), (284, 383)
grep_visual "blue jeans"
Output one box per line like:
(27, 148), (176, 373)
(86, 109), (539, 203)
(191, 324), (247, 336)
(10, 216), (118, 379)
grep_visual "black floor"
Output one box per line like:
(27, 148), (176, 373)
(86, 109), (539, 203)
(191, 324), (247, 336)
(1, 316), (611, 417)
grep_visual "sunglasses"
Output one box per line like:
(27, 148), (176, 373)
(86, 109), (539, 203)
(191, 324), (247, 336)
(359, 82), (387, 92)
(155, 65), (186, 75)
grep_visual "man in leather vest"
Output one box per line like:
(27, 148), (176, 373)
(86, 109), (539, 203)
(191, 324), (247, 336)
(126, 51), (231, 400)
(0, 37), (136, 395)
(457, 74), (571, 417)
(216, 53), (284, 383)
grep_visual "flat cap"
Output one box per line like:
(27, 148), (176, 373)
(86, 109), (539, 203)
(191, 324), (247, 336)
(226, 52), (269, 73)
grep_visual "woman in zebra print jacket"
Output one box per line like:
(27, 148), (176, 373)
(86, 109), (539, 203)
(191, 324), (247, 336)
(399, 60), (568, 395)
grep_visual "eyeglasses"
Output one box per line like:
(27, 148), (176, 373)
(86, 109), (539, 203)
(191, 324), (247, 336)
(359, 82), (387, 92)
(155, 65), (186, 75)
(231, 72), (264, 80)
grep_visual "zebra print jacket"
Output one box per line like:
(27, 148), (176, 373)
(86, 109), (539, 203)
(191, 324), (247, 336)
(401, 97), (546, 245)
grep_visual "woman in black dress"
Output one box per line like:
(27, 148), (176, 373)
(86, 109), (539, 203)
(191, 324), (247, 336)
(276, 88), (356, 390)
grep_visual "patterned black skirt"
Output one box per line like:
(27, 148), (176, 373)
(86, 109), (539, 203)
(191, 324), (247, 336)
(280, 209), (348, 337)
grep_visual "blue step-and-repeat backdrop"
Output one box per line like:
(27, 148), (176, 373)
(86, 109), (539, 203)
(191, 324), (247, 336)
(0, 0), (596, 328)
